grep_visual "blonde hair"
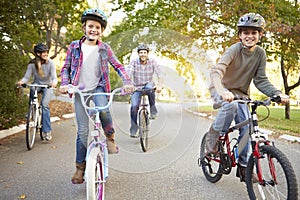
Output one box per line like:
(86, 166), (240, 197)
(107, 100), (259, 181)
(34, 57), (45, 77)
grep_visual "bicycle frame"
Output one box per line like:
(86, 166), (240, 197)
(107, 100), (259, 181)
(22, 84), (49, 150)
(135, 88), (155, 152)
(204, 99), (274, 174)
(199, 96), (298, 200)
(68, 84), (121, 200)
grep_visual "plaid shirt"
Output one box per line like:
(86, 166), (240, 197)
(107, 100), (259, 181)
(126, 57), (162, 87)
(60, 37), (132, 92)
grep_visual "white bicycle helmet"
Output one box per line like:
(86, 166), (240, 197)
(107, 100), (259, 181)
(81, 8), (107, 30)
(137, 44), (149, 53)
(237, 13), (266, 32)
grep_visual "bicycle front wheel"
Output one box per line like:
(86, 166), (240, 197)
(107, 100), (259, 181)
(38, 107), (44, 140)
(86, 147), (105, 200)
(26, 104), (38, 150)
(199, 132), (223, 183)
(246, 145), (298, 200)
(139, 109), (149, 152)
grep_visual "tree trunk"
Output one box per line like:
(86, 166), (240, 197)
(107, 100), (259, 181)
(285, 103), (290, 119)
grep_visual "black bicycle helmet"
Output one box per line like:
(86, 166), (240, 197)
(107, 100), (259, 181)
(81, 8), (107, 30)
(237, 13), (266, 32)
(34, 43), (49, 54)
(137, 44), (149, 53)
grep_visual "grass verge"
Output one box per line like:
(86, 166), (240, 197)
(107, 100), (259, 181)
(190, 105), (300, 137)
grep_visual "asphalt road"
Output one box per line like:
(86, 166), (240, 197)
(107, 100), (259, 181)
(0, 102), (299, 200)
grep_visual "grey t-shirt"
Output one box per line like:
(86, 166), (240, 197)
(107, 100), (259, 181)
(21, 59), (57, 85)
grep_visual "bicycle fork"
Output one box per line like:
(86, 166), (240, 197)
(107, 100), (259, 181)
(86, 112), (109, 180)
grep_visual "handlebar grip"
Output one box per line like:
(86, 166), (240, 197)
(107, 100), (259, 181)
(270, 95), (281, 103)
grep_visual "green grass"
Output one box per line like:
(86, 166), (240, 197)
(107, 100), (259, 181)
(191, 105), (300, 137)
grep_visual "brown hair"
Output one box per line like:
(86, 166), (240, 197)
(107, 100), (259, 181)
(34, 57), (45, 77)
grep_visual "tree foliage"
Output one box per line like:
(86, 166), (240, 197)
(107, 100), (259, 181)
(111, 0), (300, 119)
(0, 0), (88, 129)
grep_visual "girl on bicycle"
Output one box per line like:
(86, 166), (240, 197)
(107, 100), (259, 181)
(205, 13), (289, 181)
(59, 8), (134, 184)
(17, 43), (57, 141)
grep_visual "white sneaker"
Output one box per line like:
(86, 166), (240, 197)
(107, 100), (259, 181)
(43, 131), (52, 141)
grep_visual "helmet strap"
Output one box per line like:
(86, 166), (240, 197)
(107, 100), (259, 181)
(36, 53), (47, 63)
(84, 33), (95, 41)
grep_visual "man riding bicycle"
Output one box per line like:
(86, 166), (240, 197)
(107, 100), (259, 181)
(205, 13), (289, 181)
(126, 44), (163, 138)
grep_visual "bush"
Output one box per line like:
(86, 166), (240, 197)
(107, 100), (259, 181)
(0, 41), (28, 130)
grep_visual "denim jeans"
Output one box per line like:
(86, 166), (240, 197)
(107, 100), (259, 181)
(211, 90), (251, 167)
(30, 87), (53, 133)
(130, 82), (157, 134)
(74, 86), (114, 163)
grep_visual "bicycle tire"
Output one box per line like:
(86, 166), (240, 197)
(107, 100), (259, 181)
(199, 132), (223, 183)
(139, 109), (149, 152)
(86, 147), (105, 200)
(246, 145), (298, 200)
(38, 107), (44, 140)
(26, 103), (38, 150)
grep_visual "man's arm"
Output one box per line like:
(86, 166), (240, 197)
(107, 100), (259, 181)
(152, 58), (163, 92)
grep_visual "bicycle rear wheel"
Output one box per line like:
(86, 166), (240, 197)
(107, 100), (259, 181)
(246, 145), (298, 200)
(86, 147), (105, 200)
(26, 104), (38, 150)
(139, 109), (149, 152)
(198, 132), (223, 183)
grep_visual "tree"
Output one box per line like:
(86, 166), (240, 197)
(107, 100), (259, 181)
(0, 0), (88, 129)
(111, 0), (300, 119)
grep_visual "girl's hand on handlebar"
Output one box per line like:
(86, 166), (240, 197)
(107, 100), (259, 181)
(123, 84), (135, 93)
(59, 85), (69, 94)
(156, 84), (163, 93)
(221, 91), (234, 102)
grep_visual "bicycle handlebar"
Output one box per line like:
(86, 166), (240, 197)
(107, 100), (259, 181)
(68, 84), (122, 111)
(134, 87), (156, 93)
(232, 95), (282, 106)
(21, 83), (51, 89)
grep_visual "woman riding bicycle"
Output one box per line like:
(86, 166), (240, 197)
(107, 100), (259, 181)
(17, 43), (57, 141)
(205, 13), (289, 181)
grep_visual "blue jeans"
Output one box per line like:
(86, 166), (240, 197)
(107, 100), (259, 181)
(130, 83), (157, 134)
(211, 90), (251, 167)
(74, 86), (114, 163)
(30, 87), (53, 133)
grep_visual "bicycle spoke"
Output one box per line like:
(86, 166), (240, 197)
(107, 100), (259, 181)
(139, 109), (149, 152)
(199, 133), (223, 183)
(26, 104), (38, 150)
(247, 145), (298, 200)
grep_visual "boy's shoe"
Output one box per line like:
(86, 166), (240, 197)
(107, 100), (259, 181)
(205, 127), (219, 154)
(236, 164), (259, 183)
(43, 131), (52, 141)
(236, 163), (246, 182)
